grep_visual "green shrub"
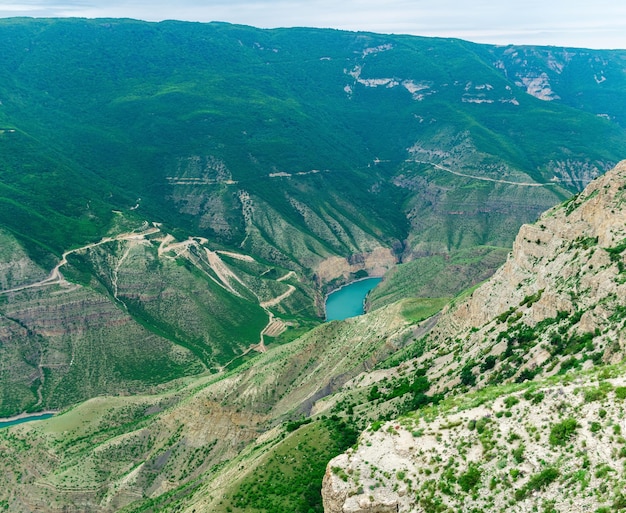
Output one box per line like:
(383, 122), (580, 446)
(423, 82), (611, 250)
(368, 385), (381, 402)
(480, 355), (497, 372)
(370, 420), (384, 432)
(595, 464), (613, 478)
(614, 494), (626, 510)
(526, 468), (559, 491)
(516, 468), (560, 501)
(331, 466), (349, 482)
(460, 364), (476, 387)
(615, 387), (626, 400)
(512, 444), (525, 464)
(497, 307), (517, 324)
(549, 418), (579, 446)
(523, 390), (545, 404)
(504, 396), (520, 409)
(521, 289), (544, 307)
(475, 417), (490, 434)
(285, 417), (312, 432)
(458, 464), (482, 492)
(583, 387), (606, 403)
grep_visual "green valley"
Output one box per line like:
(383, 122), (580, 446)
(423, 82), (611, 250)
(0, 17), (626, 513)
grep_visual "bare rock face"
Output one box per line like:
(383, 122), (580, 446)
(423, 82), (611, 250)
(316, 247), (397, 284)
(452, 159), (626, 331)
(323, 451), (402, 513)
(415, 159), (626, 391)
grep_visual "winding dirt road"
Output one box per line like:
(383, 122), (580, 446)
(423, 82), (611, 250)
(0, 227), (160, 296)
(415, 160), (559, 187)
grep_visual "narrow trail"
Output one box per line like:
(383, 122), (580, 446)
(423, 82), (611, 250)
(254, 273), (297, 351)
(157, 236), (238, 295)
(216, 250), (255, 262)
(259, 285), (295, 309)
(277, 270), (296, 282)
(414, 160), (559, 187)
(158, 234), (298, 361)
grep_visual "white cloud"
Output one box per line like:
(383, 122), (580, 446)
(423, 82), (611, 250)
(0, 0), (624, 49)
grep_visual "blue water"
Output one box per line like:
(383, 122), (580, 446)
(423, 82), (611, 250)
(0, 413), (54, 429)
(325, 277), (382, 321)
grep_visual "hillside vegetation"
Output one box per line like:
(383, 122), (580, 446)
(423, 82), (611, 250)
(323, 161), (626, 512)
(1, 159), (625, 511)
(2, 19), (626, 419)
(1, 19), (626, 513)
(1, 18), (625, 268)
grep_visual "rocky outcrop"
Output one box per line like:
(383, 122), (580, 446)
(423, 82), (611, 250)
(412, 160), (626, 391)
(462, 159), (626, 326)
(316, 247), (397, 285)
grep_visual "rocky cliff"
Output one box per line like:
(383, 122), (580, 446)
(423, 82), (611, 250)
(400, 159), (626, 395)
(322, 160), (626, 512)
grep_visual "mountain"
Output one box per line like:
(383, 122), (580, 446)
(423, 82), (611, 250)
(2, 18), (626, 419)
(1, 19), (626, 512)
(322, 160), (626, 512)
(0, 157), (625, 511)
(1, 18), (625, 269)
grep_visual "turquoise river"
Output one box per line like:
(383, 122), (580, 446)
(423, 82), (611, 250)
(0, 413), (54, 429)
(325, 277), (382, 321)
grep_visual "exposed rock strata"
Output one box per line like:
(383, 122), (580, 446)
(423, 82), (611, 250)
(316, 247), (397, 284)
(419, 159), (626, 390)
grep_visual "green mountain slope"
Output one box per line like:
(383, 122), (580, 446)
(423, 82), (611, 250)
(1, 18), (625, 272)
(0, 224), (318, 416)
(0, 300), (412, 512)
(0, 15), (625, 419)
(1, 162), (625, 513)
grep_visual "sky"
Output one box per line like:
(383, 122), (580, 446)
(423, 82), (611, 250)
(1, 0), (625, 50)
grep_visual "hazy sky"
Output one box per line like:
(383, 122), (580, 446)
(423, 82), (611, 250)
(1, 0), (625, 50)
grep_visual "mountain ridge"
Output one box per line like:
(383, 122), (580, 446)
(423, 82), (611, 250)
(322, 160), (626, 512)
